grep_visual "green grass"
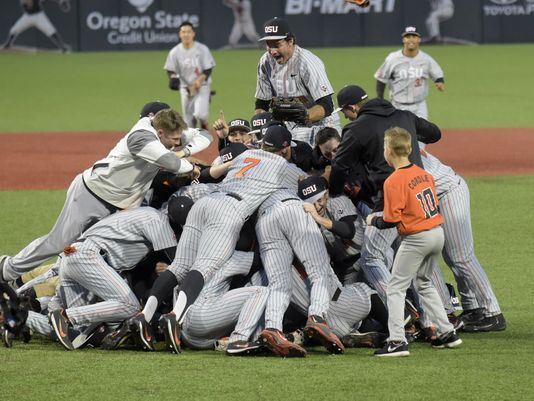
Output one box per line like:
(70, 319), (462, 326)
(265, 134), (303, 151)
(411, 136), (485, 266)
(1, 176), (534, 401)
(1, 44), (534, 132)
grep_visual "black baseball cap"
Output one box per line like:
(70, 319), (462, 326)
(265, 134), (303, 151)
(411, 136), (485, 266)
(250, 112), (273, 136)
(139, 101), (170, 118)
(167, 195), (195, 227)
(219, 142), (248, 163)
(228, 118), (251, 134)
(259, 17), (292, 41)
(335, 85), (368, 112)
(262, 124), (296, 149)
(298, 176), (329, 204)
(402, 26), (421, 37)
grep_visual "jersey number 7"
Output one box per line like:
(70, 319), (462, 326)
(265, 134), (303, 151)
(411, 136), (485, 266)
(235, 158), (261, 178)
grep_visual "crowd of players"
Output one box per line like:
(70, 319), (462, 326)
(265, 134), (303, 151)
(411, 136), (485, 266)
(0, 15), (505, 358)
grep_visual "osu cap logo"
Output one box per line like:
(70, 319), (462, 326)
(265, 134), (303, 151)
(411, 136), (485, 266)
(302, 184), (317, 196)
(265, 25), (279, 33)
(128, 0), (154, 13)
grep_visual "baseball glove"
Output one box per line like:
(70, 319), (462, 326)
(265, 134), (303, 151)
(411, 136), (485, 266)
(344, 0), (370, 7)
(1, 283), (30, 347)
(169, 77), (180, 91)
(271, 99), (309, 125)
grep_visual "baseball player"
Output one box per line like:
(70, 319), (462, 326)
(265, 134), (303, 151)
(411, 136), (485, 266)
(164, 21), (216, 130)
(181, 250), (267, 355)
(131, 125), (306, 354)
(213, 112), (255, 150)
(420, 149), (506, 332)
(254, 17), (340, 146)
(1, 0), (71, 53)
(48, 206), (178, 350)
(424, 0), (455, 44)
(0, 107), (207, 284)
(254, 187), (345, 357)
(375, 26), (445, 120)
(367, 127), (461, 357)
(223, 0), (260, 48)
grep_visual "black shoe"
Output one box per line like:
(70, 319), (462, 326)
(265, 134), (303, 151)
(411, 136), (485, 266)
(459, 308), (484, 325)
(71, 323), (109, 349)
(463, 313), (506, 332)
(448, 313), (464, 331)
(129, 313), (156, 351)
(341, 331), (387, 348)
(304, 315), (344, 354)
(226, 340), (262, 356)
(49, 309), (74, 350)
(374, 341), (410, 357)
(159, 312), (181, 354)
(431, 330), (462, 349)
(101, 322), (133, 350)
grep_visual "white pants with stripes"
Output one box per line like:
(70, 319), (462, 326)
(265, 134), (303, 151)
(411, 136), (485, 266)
(2, 174), (112, 281)
(180, 85), (211, 127)
(289, 267), (375, 338)
(256, 201), (331, 330)
(387, 227), (453, 343)
(9, 11), (56, 37)
(60, 241), (140, 326)
(181, 286), (268, 349)
(440, 177), (501, 316)
(169, 194), (246, 282)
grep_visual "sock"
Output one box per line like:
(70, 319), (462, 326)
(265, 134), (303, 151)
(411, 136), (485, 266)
(368, 294), (389, 333)
(171, 270), (204, 324)
(143, 270), (178, 322)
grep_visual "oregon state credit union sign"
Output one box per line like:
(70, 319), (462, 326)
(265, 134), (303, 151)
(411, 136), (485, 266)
(81, 0), (199, 48)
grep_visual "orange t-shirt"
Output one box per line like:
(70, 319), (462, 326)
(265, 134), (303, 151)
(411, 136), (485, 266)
(383, 164), (444, 236)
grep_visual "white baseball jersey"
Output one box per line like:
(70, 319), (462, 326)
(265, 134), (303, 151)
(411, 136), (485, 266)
(374, 50), (444, 105)
(164, 42), (216, 88)
(255, 45), (340, 131)
(82, 117), (197, 210)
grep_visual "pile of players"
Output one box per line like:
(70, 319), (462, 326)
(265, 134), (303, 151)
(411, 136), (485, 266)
(0, 16), (505, 358)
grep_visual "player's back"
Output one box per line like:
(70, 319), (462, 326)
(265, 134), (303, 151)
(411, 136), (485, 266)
(221, 149), (303, 216)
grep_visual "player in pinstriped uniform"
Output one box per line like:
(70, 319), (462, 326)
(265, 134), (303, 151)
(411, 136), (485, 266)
(164, 21), (216, 130)
(131, 125), (305, 354)
(425, 0), (455, 44)
(420, 149), (506, 331)
(181, 251), (268, 355)
(255, 17), (340, 146)
(255, 188), (345, 356)
(375, 26), (445, 120)
(0, 108), (206, 284)
(48, 207), (177, 350)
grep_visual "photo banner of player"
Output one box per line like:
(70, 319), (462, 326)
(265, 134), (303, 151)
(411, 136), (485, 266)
(0, 0), (533, 52)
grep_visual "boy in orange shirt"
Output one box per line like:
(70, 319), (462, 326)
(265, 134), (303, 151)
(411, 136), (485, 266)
(367, 127), (462, 357)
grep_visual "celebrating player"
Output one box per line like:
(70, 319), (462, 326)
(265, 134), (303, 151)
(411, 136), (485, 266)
(375, 26), (445, 119)
(254, 17), (340, 146)
(164, 21), (216, 130)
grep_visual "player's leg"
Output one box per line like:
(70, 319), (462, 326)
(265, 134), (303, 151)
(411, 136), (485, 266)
(425, 9), (441, 40)
(228, 22), (243, 47)
(243, 21), (260, 43)
(180, 87), (194, 127)
(34, 11), (69, 52)
(440, 179), (503, 325)
(1, 174), (111, 282)
(193, 85), (211, 130)
(360, 214), (396, 300)
(2, 14), (32, 48)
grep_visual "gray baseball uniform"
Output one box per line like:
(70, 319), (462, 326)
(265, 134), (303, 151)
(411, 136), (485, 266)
(1, 117), (203, 282)
(60, 207), (177, 326)
(255, 45), (341, 145)
(164, 41), (216, 127)
(224, 0), (260, 47)
(255, 190), (331, 331)
(181, 251), (268, 349)
(374, 49), (444, 119)
(167, 150), (305, 284)
(288, 266), (376, 338)
(420, 149), (502, 317)
(426, 0), (454, 39)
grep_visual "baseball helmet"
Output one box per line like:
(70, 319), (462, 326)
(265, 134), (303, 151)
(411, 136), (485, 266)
(167, 196), (195, 227)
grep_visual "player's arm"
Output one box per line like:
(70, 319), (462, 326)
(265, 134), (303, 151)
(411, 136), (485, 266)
(415, 116), (442, 144)
(428, 57), (445, 91)
(329, 128), (361, 196)
(367, 179), (402, 228)
(178, 128), (213, 157)
(434, 77), (445, 92)
(255, 58), (274, 113)
(376, 81), (386, 99)
(127, 130), (194, 175)
(307, 95), (334, 123)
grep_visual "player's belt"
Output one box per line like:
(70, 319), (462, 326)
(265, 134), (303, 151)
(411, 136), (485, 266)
(281, 198), (299, 203)
(332, 288), (342, 302)
(225, 192), (242, 201)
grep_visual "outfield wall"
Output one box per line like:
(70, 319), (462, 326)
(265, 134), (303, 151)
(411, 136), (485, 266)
(1, 0), (533, 52)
